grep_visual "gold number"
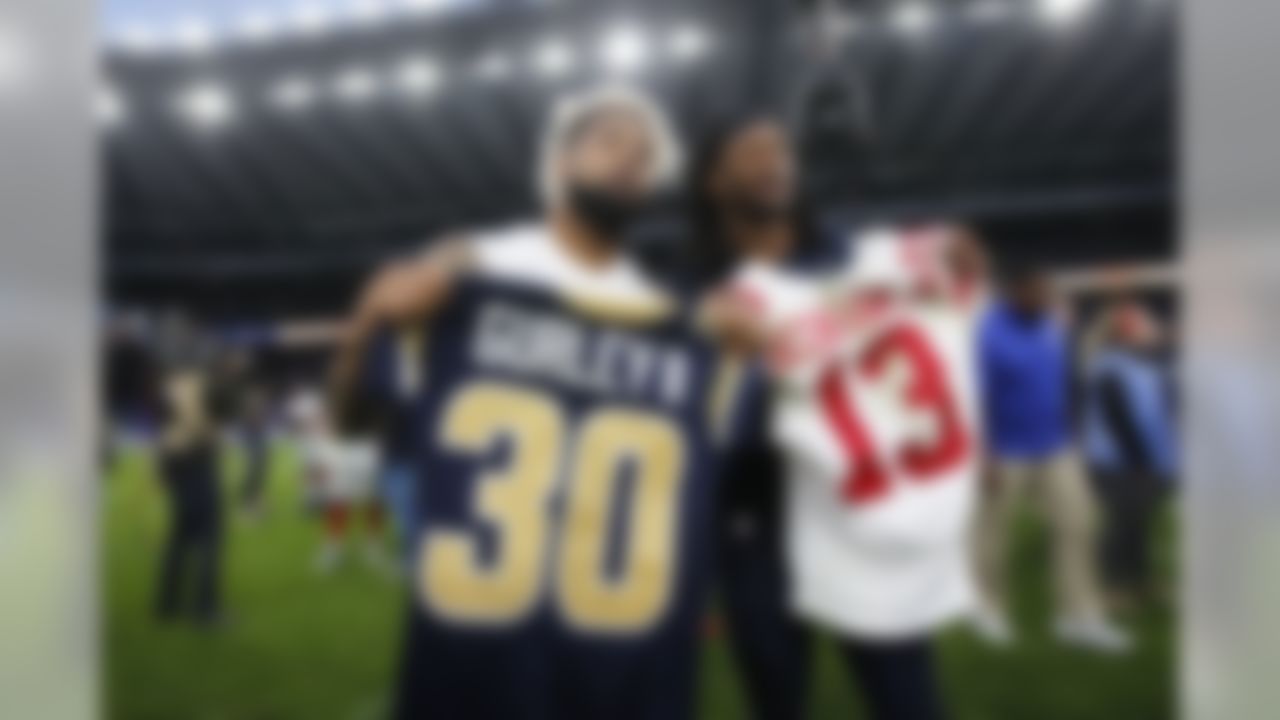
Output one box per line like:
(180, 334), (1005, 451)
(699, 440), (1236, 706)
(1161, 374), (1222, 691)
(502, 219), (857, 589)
(419, 384), (685, 634)
(420, 383), (562, 624)
(559, 410), (684, 633)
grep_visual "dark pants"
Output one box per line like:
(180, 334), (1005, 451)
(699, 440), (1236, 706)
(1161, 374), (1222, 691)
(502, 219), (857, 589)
(156, 448), (223, 622)
(239, 429), (269, 508)
(842, 638), (948, 720)
(717, 451), (810, 720)
(1092, 469), (1162, 593)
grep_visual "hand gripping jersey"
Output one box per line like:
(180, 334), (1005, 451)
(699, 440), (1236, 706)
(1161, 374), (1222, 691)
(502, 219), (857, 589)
(732, 229), (983, 640)
(369, 225), (751, 720)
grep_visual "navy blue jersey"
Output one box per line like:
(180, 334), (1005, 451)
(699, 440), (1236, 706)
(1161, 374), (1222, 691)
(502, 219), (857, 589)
(384, 273), (749, 720)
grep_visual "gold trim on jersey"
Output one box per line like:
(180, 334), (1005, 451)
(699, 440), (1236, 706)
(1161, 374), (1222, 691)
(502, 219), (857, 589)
(706, 355), (747, 445)
(558, 291), (676, 327)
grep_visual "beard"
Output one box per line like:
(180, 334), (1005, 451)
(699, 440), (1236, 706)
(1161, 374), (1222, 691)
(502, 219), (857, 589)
(728, 193), (792, 226)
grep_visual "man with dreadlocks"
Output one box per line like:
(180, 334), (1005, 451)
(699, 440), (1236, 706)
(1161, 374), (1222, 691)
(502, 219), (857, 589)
(687, 115), (837, 720)
(696, 114), (988, 720)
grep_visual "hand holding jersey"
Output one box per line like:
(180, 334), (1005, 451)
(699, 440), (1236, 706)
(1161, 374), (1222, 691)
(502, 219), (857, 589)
(727, 226), (984, 640)
(329, 87), (761, 720)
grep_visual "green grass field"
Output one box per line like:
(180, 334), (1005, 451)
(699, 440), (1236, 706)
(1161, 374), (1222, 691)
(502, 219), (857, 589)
(105, 444), (1174, 720)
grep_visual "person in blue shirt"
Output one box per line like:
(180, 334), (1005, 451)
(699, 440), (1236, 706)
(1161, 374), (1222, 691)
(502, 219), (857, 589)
(1082, 297), (1177, 609)
(973, 266), (1131, 653)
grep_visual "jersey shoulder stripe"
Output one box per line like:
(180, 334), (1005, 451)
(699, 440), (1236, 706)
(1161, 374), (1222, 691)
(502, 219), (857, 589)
(467, 223), (675, 326)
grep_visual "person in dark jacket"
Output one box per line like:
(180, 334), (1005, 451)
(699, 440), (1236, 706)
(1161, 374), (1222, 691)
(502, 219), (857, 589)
(688, 114), (824, 720)
(211, 348), (270, 517)
(1082, 297), (1177, 609)
(153, 312), (229, 626)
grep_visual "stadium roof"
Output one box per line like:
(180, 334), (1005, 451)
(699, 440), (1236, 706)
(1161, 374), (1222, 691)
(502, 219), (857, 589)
(104, 0), (1173, 314)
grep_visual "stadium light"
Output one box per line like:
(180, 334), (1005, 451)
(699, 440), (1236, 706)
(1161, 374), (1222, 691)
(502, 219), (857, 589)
(474, 51), (512, 82)
(333, 66), (379, 104)
(348, 0), (391, 27)
(235, 10), (279, 44)
(97, 85), (126, 129)
(400, 0), (442, 16)
(600, 23), (650, 75)
(394, 55), (443, 99)
(173, 17), (216, 56)
(174, 81), (236, 132)
(668, 24), (711, 62)
(533, 39), (573, 80)
(1039, 0), (1096, 26)
(292, 3), (333, 38)
(968, 0), (1015, 23)
(889, 1), (937, 38)
(268, 75), (317, 112)
(113, 25), (160, 55)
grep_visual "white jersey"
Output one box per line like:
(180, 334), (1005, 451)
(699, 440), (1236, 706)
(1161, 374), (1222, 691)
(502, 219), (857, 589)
(288, 388), (381, 504)
(731, 230), (983, 639)
(300, 436), (380, 503)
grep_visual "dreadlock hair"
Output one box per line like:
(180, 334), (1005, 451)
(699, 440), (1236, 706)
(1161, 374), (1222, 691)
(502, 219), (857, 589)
(684, 112), (823, 289)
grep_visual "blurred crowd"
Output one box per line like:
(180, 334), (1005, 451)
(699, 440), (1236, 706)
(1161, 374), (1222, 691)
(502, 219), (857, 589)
(102, 309), (401, 625)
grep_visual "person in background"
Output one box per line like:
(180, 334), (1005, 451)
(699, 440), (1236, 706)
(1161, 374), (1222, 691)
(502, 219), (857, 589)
(289, 387), (387, 575)
(329, 309), (423, 573)
(371, 331), (424, 572)
(973, 266), (1131, 653)
(1082, 296), (1177, 611)
(153, 311), (229, 627)
(237, 382), (272, 518)
(213, 348), (271, 519)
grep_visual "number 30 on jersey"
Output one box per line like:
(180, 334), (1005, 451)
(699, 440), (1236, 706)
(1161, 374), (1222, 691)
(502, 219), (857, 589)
(419, 382), (685, 635)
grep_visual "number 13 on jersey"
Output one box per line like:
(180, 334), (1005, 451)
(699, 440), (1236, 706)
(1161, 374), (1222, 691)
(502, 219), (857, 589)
(819, 322), (972, 505)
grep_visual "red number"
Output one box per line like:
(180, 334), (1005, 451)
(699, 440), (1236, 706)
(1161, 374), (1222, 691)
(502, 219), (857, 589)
(819, 323), (970, 505)
(819, 367), (889, 503)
